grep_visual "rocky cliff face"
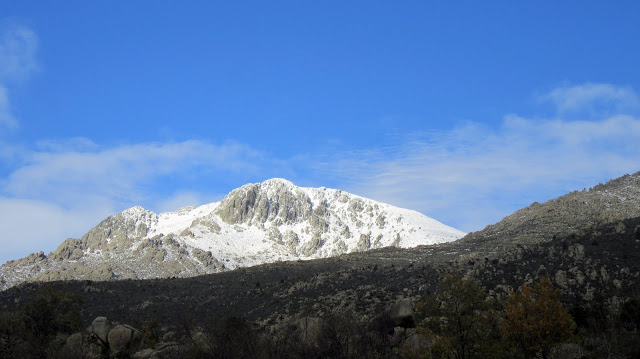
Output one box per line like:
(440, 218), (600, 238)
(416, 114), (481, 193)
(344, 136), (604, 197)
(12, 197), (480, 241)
(215, 179), (314, 225)
(0, 178), (464, 291)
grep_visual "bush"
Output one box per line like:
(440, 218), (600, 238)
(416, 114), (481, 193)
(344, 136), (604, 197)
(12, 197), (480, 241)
(502, 277), (575, 359)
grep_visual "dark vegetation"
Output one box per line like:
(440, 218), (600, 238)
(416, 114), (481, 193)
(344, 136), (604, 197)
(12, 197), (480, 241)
(1, 274), (638, 358)
(1, 216), (640, 358)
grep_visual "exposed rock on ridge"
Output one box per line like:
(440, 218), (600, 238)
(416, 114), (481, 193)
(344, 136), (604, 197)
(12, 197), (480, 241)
(216, 179), (314, 225)
(462, 170), (640, 250)
(0, 178), (464, 290)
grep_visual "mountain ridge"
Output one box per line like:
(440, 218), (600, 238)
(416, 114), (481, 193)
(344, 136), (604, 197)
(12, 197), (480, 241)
(2, 173), (640, 358)
(461, 170), (640, 250)
(0, 178), (464, 290)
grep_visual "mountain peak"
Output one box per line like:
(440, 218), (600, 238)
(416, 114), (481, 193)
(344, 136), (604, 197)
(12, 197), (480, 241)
(0, 179), (465, 291)
(122, 205), (149, 215)
(216, 178), (312, 225)
(261, 178), (296, 187)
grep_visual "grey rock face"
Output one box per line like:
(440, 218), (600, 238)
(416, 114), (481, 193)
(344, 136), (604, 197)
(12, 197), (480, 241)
(555, 270), (568, 289)
(389, 299), (416, 328)
(283, 230), (300, 254)
(216, 179), (313, 225)
(357, 233), (371, 252)
(91, 316), (112, 345)
(64, 333), (85, 353)
(300, 233), (323, 256)
(108, 324), (144, 356)
(63, 332), (104, 359)
(191, 216), (221, 234)
(82, 206), (158, 254)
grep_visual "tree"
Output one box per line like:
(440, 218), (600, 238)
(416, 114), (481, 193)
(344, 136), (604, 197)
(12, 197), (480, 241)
(0, 311), (29, 358)
(501, 277), (575, 359)
(21, 285), (85, 340)
(415, 272), (496, 359)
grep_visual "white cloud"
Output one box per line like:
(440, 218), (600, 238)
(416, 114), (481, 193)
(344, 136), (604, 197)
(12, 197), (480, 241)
(0, 139), (272, 263)
(35, 137), (99, 152)
(318, 85), (640, 232)
(0, 22), (38, 81)
(0, 85), (17, 129)
(542, 83), (639, 114)
(0, 21), (38, 130)
(4, 140), (264, 206)
(0, 197), (114, 265)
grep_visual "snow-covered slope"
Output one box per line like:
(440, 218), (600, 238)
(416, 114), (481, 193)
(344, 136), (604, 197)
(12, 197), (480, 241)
(0, 178), (464, 290)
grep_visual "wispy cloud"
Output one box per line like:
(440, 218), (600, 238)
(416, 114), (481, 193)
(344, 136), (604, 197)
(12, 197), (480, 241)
(541, 83), (639, 114)
(0, 139), (274, 263)
(0, 22), (38, 81)
(0, 21), (38, 130)
(0, 197), (113, 264)
(4, 140), (266, 207)
(317, 84), (640, 232)
(0, 86), (17, 129)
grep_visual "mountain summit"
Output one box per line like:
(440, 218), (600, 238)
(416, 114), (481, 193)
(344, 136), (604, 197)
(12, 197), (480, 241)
(0, 178), (464, 290)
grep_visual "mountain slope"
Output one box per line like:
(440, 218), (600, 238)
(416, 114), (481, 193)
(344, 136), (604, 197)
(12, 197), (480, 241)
(462, 170), (640, 251)
(1, 212), (638, 333)
(2, 174), (639, 358)
(0, 178), (464, 290)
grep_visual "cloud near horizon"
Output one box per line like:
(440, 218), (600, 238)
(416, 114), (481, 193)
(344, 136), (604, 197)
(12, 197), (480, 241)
(0, 140), (275, 262)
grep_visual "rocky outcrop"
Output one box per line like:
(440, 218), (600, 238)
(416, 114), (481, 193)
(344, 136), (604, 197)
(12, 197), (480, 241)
(389, 299), (416, 328)
(63, 332), (105, 359)
(108, 324), (144, 356)
(0, 178), (464, 291)
(91, 317), (112, 345)
(56, 317), (189, 359)
(216, 179), (314, 225)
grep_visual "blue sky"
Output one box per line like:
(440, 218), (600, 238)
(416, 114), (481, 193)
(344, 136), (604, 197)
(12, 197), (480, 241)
(1, 1), (640, 264)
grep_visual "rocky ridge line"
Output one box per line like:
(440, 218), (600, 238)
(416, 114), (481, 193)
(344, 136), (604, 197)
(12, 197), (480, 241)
(462, 170), (640, 251)
(0, 178), (464, 290)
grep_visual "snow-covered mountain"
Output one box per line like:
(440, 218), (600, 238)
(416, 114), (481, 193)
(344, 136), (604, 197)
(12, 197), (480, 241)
(0, 178), (465, 290)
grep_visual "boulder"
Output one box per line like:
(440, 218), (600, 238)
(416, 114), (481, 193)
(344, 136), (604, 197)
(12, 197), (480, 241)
(389, 299), (415, 328)
(48, 333), (69, 352)
(400, 328), (431, 353)
(91, 316), (112, 344)
(63, 332), (105, 359)
(64, 333), (85, 354)
(108, 324), (144, 356)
